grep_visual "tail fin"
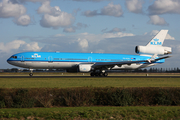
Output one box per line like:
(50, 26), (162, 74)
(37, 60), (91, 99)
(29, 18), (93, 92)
(146, 30), (168, 46)
(135, 30), (172, 56)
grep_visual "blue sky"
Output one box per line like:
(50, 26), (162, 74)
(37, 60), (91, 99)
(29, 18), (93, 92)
(0, 0), (180, 69)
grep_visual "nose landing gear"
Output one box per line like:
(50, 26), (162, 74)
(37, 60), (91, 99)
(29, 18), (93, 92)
(29, 69), (33, 77)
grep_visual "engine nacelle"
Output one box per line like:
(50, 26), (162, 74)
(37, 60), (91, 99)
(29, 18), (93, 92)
(79, 64), (92, 72)
(135, 46), (172, 55)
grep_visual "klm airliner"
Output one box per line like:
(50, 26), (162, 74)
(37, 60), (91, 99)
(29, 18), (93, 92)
(7, 30), (172, 77)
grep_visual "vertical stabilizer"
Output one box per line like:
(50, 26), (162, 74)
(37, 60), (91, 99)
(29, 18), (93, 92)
(146, 30), (168, 46)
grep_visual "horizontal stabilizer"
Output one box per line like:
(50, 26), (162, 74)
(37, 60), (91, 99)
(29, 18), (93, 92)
(152, 56), (171, 62)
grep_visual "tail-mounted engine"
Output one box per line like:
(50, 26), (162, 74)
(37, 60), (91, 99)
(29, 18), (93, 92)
(135, 46), (172, 55)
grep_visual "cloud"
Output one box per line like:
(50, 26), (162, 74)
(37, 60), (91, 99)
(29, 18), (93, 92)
(54, 34), (65, 37)
(78, 38), (88, 51)
(83, 10), (99, 17)
(149, 30), (159, 35)
(19, 42), (41, 51)
(148, 0), (180, 15)
(150, 30), (175, 40)
(101, 28), (108, 32)
(36, 31), (135, 51)
(102, 32), (134, 39)
(73, 0), (112, 2)
(73, 8), (81, 16)
(0, 0), (31, 26)
(83, 3), (123, 17)
(166, 34), (175, 40)
(40, 14), (74, 29)
(0, 0), (26, 18)
(23, 31), (136, 54)
(60, 32), (134, 45)
(4, 31), (174, 55)
(102, 27), (126, 33)
(38, 1), (75, 29)
(20, 30), (175, 54)
(174, 44), (180, 53)
(125, 0), (143, 14)
(0, 40), (25, 53)
(13, 14), (31, 26)
(63, 27), (76, 33)
(9, 0), (46, 3)
(101, 3), (123, 17)
(37, 1), (52, 14)
(148, 15), (168, 26)
(63, 22), (88, 33)
(0, 40), (41, 54)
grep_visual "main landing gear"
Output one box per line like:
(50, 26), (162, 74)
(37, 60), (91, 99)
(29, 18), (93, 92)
(29, 69), (33, 77)
(90, 71), (108, 77)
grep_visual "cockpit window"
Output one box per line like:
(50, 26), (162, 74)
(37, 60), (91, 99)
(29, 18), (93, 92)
(11, 56), (17, 59)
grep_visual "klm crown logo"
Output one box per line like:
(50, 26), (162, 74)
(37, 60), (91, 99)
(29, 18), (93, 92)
(150, 38), (162, 45)
(32, 53), (41, 58)
(153, 38), (159, 41)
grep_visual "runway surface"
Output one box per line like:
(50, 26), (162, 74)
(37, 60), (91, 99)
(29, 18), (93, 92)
(0, 76), (180, 78)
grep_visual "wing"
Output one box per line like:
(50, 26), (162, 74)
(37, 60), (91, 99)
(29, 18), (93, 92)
(92, 56), (171, 69)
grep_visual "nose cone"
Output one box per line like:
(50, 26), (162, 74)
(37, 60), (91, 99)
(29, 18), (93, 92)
(7, 54), (22, 67)
(7, 57), (10, 62)
(7, 57), (12, 65)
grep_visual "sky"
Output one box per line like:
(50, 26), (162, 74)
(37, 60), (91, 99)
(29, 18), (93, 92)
(0, 0), (180, 69)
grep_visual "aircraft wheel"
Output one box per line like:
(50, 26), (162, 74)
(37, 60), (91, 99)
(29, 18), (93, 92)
(29, 73), (33, 77)
(103, 72), (108, 77)
(99, 72), (103, 77)
(95, 73), (99, 77)
(90, 72), (95, 77)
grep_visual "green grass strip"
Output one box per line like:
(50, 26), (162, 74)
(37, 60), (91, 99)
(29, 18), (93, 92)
(0, 106), (180, 119)
(0, 77), (180, 88)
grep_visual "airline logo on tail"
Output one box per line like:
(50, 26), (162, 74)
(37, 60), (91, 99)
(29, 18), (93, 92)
(150, 38), (162, 45)
(146, 30), (168, 46)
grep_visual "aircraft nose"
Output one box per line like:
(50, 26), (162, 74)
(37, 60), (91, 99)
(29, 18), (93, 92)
(7, 58), (11, 64)
(7, 57), (14, 65)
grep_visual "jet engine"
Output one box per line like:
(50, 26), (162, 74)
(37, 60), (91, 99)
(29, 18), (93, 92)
(135, 46), (172, 55)
(79, 64), (92, 72)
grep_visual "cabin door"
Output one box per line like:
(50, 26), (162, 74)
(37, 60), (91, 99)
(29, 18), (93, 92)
(21, 56), (24, 62)
(48, 56), (53, 63)
(88, 57), (92, 62)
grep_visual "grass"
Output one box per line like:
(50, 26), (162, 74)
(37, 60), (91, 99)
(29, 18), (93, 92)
(0, 77), (180, 88)
(1, 73), (180, 119)
(0, 106), (180, 119)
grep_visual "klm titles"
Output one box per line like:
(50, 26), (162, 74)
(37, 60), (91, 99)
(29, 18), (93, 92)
(150, 38), (162, 45)
(150, 41), (162, 45)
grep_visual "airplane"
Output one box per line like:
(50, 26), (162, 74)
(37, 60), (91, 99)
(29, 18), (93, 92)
(7, 30), (172, 77)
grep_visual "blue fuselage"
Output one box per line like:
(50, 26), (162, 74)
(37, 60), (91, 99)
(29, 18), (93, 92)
(7, 52), (164, 70)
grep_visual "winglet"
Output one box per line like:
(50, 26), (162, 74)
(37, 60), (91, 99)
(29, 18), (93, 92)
(146, 30), (168, 46)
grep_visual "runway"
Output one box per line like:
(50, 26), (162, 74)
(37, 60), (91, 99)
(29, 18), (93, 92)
(0, 76), (180, 78)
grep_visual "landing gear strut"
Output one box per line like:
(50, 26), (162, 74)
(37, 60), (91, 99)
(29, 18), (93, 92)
(90, 71), (108, 77)
(29, 69), (33, 77)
